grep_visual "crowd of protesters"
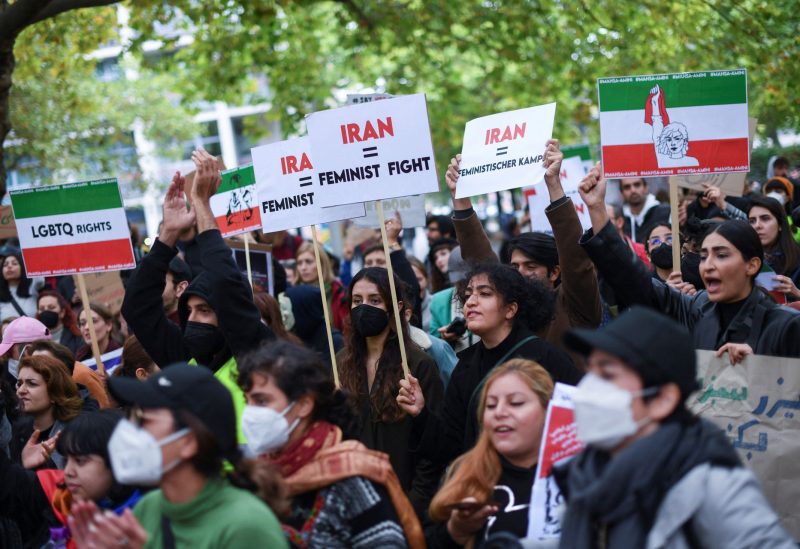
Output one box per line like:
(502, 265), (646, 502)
(0, 143), (797, 549)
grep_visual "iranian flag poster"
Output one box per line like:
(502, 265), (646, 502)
(210, 164), (262, 237)
(598, 69), (749, 178)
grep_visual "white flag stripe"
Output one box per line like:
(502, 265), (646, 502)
(599, 103), (749, 146)
(15, 208), (131, 249)
(210, 185), (257, 214)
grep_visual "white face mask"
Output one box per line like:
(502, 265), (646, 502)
(572, 373), (658, 451)
(108, 419), (190, 486)
(766, 191), (787, 205)
(241, 402), (300, 456)
(7, 344), (28, 379)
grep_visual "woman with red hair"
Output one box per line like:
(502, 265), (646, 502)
(36, 290), (83, 355)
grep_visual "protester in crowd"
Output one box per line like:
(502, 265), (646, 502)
(253, 291), (303, 346)
(427, 358), (553, 547)
(284, 285), (344, 366)
(409, 256), (432, 332)
(578, 162), (800, 361)
(763, 176), (795, 214)
(0, 410), (141, 547)
(337, 267), (445, 518)
(426, 215), (456, 247)
(643, 223), (676, 283)
(615, 177), (671, 243)
(238, 341), (424, 548)
(445, 140), (602, 360)
(25, 338), (108, 409)
(429, 246), (475, 352)
(113, 335), (160, 381)
(121, 150), (275, 443)
(75, 303), (121, 362)
(36, 290), (83, 356)
(398, 262), (580, 469)
(269, 229), (305, 261)
(607, 203), (651, 268)
(0, 249), (45, 321)
(294, 241), (349, 331)
(11, 355), (82, 469)
(687, 184), (748, 222)
(163, 256), (192, 325)
(554, 306), (794, 548)
(70, 364), (288, 548)
(428, 238), (458, 294)
(747, 195), (800, 294)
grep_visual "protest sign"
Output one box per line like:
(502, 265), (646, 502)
(210, 165), (262, 237)
(669, 117), (757, 198)
(528, 383), (583, 540)
(455, 103), (557, 199)
(346, 93), (394, 105)
(252, 137), (365, 232)
(72, 271), (126, 316)
(598, 69), (749, 178)
(353, 194), (427, 228)
(10, 178), (135, 276)
(307, 93), (439, 206)
(561, 143), (594, 173)
(0, 205), (17, 239)
(690, 350), (800, 539)
(227, 239), (274, 295)
(525, 156), (591, 235)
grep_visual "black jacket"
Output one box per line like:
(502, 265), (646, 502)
(415, 326), (581, 467)
(0, 445), (55, 548)
(583, 221), (800, 357)
(624, 202), (671, 244)
(121, 230), (273, 370)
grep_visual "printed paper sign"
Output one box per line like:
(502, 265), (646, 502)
(307, 93), (439, 206)
(525, 156), (592, 235)
(528, 383), (583, 540)
(598, 69), (749, 178)
(10, 179), (135, 276)
(0, 205), (17, 239)
(252, 136), (365, 232)
(455, 103), (557, 199)
(669, 117), (757, 198)
(346, 93), (395, 105)
(72, 271), (126, 315)
(353, 194), (427, 228)
(210, 165), (262, 237)
(690, 351), (800, 539)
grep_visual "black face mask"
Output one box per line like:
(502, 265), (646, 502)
(183, 321), (226, 360)
(350, 304), (389, 338)
(650, 244), (674, 270)
(37, 310), (60, 330)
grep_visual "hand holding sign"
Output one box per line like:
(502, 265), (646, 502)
(445, 154), (473, 211)
(161, 172), (196, 248)
(385, 210), (402, 246)
(578, 162), (611, 235)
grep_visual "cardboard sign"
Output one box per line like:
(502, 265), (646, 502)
(525, 156), (592, 235)
(669, 117), (757, 198)
(528, 383), (583, 540)
(598, 69), (749, 178)
(210, 164), (262, 237)
(690, 350), (800, 539)
(307, 93), (439, 206)
(353, 194), (427, 228)
(10, 179), (135, 276)
(345, 93), (395, 105)
(252, 136), (366, 232)
(72, 270), (126, 315)
(0, 205), (17, 240)
(455, 103), (557, 198)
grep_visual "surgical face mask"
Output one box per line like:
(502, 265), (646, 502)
(108, 419), (190, 486)
(7, 344), (28, 379)
(241, 402), (300, 456)
(572, 373), (659, 451)
(350, 304), (389, 338)
(766, 191), (787, 205)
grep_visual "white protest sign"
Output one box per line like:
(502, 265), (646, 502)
(252, 136), (366, 232)
(345, 93), (395, 105)
(525, 156), (592, 235)
(455, 103), (557, 198)
(307, 93), (439, 206)
(353, 194), (427, 228)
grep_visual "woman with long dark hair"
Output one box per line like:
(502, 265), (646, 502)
(747, 194), (800, 297)
(37, 290), (83, 355)
(0, 249), (44, 321)
(338, 267), (444, 518)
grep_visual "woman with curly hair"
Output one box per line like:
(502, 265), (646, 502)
(398, 262), (579, 468)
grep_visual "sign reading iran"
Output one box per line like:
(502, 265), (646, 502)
(455, 103), (556, 198)
(252, 136), (365, 232)
(525, 156), (591, 234)
(10, 179), (135, 276)
(598, 69), (749, 178)
(210, 164), (261, 237)
(307, 93), (439, 207)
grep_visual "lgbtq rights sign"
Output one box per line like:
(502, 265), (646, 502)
(307, 94), (439, 206)
(10, 179), (135, 276)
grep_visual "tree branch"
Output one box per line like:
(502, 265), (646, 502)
(0, 0), (52, 40)
(28, 0), (121, 26)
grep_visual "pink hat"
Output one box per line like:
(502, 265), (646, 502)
(0, 316), (52, 356)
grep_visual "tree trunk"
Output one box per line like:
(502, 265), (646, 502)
(0, 37), (14, 199)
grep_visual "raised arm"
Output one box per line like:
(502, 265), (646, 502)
(446, 155), (498, 263)
(648, 86), (665, 149)
(385, 211), (422, 325)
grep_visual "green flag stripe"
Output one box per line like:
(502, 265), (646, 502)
(563, 144), (592, 161)
(217, 165), (255, 194)
(598, 71), (746, 111)
(10, 179), (122, 218)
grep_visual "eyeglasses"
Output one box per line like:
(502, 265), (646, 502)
(648, 235), (673, 248)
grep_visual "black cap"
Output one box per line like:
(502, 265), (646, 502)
(108, 363), (237, 458)
(564, 306), (697, 398)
